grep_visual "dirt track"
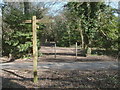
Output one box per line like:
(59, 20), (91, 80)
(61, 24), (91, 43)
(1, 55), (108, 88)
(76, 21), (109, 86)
(1, 46), (117, 63)
(39, 46), (117, 62)
(1, 46), (119, 70)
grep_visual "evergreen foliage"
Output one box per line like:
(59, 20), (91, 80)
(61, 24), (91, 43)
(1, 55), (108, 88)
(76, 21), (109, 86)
(2, 2), (44, 58)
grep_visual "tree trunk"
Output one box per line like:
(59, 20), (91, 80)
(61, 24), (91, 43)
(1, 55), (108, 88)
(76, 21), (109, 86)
(80, 29), (84, 49)
(78, 20), (85, 50)
(8, 54), (15, 62)
(0, 12), (2, 57)
(78, 22), (86, 56)
(24, 2), (30, 15)
(118, 1), (120, 52)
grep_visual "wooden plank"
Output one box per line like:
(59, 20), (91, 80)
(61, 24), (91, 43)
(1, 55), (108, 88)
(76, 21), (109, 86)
(32, 16), (38, 83)
(24, 18), (53, 24)
(36, 18), (53, 23)
(24, 20), (32, 23)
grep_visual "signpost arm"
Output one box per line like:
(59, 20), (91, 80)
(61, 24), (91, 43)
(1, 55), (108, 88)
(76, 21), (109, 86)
(32, 16), (38, 83)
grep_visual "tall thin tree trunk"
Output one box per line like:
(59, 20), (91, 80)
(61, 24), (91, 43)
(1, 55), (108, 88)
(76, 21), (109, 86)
(78, 20), (84, 50)
(67, 25), (71, 47)
(118, 1), (120, 52)
(0, 9), (2, 57)
(78, 20), (86, 56)
(80, 29), (84, 49)
(24, 2), (30, 15)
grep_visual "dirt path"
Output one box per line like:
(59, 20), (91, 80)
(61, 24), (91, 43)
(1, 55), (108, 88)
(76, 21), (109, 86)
(1, 46), (117, 63)
(1, 61), (118, 70)
(1, 46), (118, 70)
(39, 46), (117, 62)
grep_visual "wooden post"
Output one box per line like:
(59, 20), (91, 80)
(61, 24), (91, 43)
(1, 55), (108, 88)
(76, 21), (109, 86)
(32, 16), (38, 83)
(76, 42), (77, 59)
(54, 43), (56, 58)
(23, 16), (53, 83)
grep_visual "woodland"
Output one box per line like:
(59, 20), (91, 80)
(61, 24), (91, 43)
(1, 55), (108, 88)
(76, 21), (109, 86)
(1, 2), (119, 59)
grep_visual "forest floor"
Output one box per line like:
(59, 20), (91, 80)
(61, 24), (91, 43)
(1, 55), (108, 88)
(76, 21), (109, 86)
(1, 46), (119, 89)
(1, 69), (119, 89)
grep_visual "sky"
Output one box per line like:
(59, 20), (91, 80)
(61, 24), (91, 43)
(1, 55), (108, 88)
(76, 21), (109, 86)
(0, 0), (119, 16)
(47, 2), (67, 16)
(50, 1), (119, 16)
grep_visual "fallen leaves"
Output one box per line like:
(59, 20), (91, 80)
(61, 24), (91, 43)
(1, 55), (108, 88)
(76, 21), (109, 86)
(1, 69), (119, 89)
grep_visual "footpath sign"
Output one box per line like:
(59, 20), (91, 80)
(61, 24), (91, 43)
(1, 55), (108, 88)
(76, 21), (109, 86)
(24, 16), (53, 83)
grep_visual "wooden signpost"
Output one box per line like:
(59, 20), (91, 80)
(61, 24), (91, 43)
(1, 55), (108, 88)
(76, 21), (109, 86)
(24, 16), (53, 83)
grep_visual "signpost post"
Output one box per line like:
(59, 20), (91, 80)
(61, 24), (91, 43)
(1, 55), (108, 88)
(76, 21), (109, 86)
(24, 16), (53, 83)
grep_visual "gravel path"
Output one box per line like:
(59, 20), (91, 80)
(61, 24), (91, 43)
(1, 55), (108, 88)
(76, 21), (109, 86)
(1, 46), (119, 70)
(1, 61), (119, 70)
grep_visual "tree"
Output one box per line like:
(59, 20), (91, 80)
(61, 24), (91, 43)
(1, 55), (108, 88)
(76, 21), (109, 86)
(2, 2), (47, 59)
(63, 2), (118, 54)
(24, 2), (30, 15)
